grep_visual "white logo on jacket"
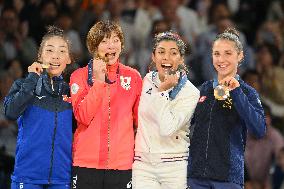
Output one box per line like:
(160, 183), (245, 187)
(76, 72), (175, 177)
(72, 174), (78, 188)
(71, 83), (79, 94)
(120, 76), (131, 90)
(126, 180), (132, 188)
(35, 95), (46, 99)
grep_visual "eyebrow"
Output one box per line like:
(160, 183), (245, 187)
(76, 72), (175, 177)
(157, 47), (178, 50)
(45, 44), (68, 48)
(213, 49), (233, 52)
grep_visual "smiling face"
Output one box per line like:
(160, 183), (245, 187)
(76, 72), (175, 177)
(152, 40), (183, 81)
(97, 32), (122, 65)
(39, 36), (71, 78)
(212, 39), (243, 80)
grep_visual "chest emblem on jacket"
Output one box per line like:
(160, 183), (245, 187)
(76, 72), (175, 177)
(71, 83), (79, 94)
(120, 76), (131, 90)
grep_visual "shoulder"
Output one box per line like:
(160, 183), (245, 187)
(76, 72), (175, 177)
(10, 78), (26, 90)
(184, 80), (200, 95)
(119, 64), (142, 79)
(239, 79), (258, 96)
(70, 67), (87, 79)
(70, 66), (88, 83)
(200, 80), (212, 91)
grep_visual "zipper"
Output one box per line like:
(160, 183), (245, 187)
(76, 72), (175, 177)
(106, 85), (111, 169)
(203, 99), (216, 176)
(48, 98), (58, 183)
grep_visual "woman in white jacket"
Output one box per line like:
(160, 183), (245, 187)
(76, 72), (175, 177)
(132, 31), (200, 189)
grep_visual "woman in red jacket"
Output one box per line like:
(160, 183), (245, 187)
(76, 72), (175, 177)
(69, 21), (142, 189)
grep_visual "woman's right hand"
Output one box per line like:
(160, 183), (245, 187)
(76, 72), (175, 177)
(28, 62), (44, 75)
(93, 58), (106, 82)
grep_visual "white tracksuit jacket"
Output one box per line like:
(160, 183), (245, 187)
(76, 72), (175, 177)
(134, 71), (200, 161)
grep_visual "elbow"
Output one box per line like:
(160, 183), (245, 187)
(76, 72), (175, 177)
(258, 123), (267, 139)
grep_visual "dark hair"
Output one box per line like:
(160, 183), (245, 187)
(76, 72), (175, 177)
(256, 42), (281, 65)
(38, 25), (72, 60)
(86, 20), (124, 56)
(214, 27), (243, 53)
(152, 31), (187, 56)
(38, 25), (75, 81)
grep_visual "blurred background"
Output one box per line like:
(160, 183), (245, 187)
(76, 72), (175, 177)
(0, 0), (284, 189)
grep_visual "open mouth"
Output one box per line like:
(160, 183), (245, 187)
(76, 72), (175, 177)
(49, 63), (60, 68)
(161, 63), (174, 74)
(218, 64), (227, 69)
(105, 53), (116, 59)
(161, 63), (173, 69)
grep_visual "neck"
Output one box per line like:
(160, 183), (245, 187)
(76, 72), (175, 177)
(218, 72), (237, 81)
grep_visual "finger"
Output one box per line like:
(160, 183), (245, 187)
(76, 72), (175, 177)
(35, 66), (43, 74)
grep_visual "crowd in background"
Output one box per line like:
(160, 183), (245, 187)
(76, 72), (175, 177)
(0, 0), (284, 189)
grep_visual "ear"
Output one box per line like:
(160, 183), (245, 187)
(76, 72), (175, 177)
(37, 54), (43, 63)
(179, 56), (184, 64)
(238, 51), (244, 63)
(151, 52), (155, 63)
(66, 54), (72, 65)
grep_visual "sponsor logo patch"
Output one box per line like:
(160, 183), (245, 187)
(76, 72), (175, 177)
(198, 96), (206, 102)
(71, 83), (79, 95)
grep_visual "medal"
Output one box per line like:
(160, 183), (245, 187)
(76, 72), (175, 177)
(214, 84), (230, 100)
(41, 63), (50, 69)
(95, 53), (109, 63)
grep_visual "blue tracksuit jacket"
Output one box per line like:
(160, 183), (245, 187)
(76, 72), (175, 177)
(188, 78), (266, 186)
(4, 72), (72, 185)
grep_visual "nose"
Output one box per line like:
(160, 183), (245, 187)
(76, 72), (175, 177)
(163, 52), (170, 60)
(52, 51), (60, 59)
(217, 54), (225, 62)
(106, 40), (115, 49)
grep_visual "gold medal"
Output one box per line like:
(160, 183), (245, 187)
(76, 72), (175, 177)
(214, 84), (230, 100)
(41, 63), (50, 69)
(95, 53), (109, 63)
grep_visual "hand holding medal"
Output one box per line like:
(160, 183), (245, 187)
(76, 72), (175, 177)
(28, 60), (50, 76)
(214, 77), (240, 100)
(93, 52), (108, 82)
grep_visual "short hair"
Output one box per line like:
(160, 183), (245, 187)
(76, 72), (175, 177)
(86, 20), (124, 56)
(152, 31), (187, 56)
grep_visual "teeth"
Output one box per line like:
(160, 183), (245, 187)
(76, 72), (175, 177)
(50, 63), (60, 67)
(161, 64), (172, 68)
(106, 53), (115, 57)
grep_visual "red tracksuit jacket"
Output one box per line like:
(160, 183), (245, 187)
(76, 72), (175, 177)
(70, 60), (142, 170)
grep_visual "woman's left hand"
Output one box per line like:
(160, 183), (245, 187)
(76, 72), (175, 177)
(219, 77), (240, 91)
(158, 73), (179, 92)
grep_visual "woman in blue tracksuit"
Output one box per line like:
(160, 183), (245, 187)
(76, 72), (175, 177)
(187, 28), (266, 189)
(4, 26), (73, 189)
